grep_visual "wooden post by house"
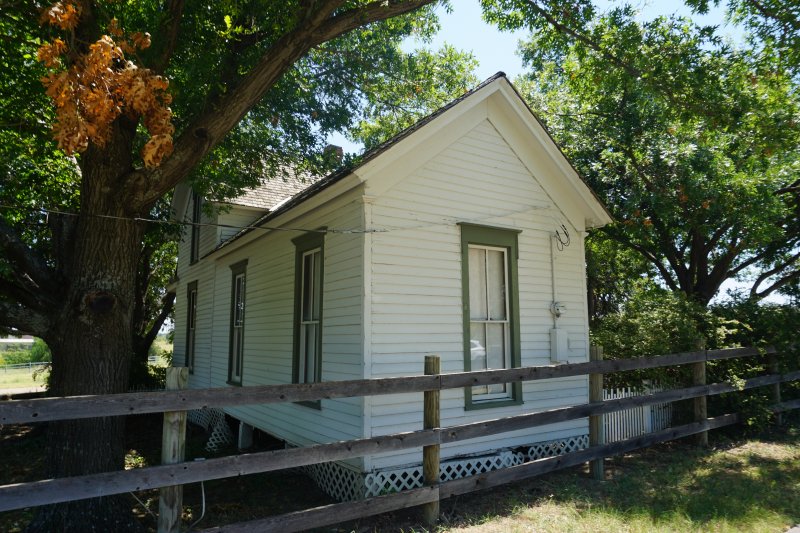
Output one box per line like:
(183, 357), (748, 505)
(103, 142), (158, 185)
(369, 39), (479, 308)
(692, 339), (708, 447)
(589, 345), (604, 480)
(767, 351), (782, 426)
(422, 355), (441, 526)
(158, 366), (189, 533)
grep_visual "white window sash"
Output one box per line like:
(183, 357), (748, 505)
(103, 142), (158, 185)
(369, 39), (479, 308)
(469, 244), (512, 401)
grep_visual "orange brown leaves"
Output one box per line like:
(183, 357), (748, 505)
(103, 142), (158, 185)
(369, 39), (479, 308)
(40, 1), (81, 30)
(36, 38), (67, 68)
(37, 4), (174, 168)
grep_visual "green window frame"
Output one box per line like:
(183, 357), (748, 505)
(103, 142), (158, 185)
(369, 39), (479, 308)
(460, 223), (522, 410)
(228, 260), (247, 385)
(185, 280), (198, 374)
(292, 231), (325, 407)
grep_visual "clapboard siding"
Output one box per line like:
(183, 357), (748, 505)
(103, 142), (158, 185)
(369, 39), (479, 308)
(175, 188), (366, 465)
(366, 119), (590, 470)
(173, 81), (607, 478)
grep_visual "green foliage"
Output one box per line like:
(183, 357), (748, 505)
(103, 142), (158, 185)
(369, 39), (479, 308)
(712, 296), (800, 350)
(347, 45), (479, 149)
(585, 231), (654, 325)
(487, 1), (800, 305)
(592, 284), (719, 387)
(29, 338), (51, 363)
(686, 0), (800, 74)
(0, 338), (51, 365)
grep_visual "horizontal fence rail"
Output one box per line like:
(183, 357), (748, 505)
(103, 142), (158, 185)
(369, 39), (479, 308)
(1, 367), (797, 513)
(194, 414), (742, 533)
(0, 346), (774, 425)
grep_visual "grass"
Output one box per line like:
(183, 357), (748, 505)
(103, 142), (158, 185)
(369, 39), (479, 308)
(0, 413), (797, 532)
(0, 366), (48, 391)
(412, 426), (800, 533)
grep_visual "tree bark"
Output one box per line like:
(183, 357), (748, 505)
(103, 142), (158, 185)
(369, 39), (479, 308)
(26, 125), (146, 533)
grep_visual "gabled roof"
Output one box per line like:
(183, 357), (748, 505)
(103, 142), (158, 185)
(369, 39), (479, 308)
(208, 72), (612, 256)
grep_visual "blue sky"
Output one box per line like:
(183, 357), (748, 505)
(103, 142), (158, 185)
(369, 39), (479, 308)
(423, 1), (740, 81)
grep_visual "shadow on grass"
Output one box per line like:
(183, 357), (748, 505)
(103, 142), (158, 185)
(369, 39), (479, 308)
(415, 424), (800, 532)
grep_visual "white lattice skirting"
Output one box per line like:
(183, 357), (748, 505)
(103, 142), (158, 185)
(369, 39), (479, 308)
(305, 434), (589, 501)
(188, 408), (234, 452)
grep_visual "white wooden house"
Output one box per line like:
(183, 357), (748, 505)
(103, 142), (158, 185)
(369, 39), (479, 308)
(171, 73), (612, 500)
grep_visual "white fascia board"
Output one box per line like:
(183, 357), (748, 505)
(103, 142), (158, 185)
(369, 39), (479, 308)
(171, 182), (191, 222)
(494, 81), (612, 229)
(209, 173), (363, 261)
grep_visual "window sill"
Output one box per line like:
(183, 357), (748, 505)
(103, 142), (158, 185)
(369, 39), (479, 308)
(464, 397), (522, 411)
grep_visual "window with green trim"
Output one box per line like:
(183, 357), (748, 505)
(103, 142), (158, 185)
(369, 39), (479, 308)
(186, 280), (198, 374)
(460, 224), (522, 409)
(228, 260), (247, 385)
(293, 232), (324, 387)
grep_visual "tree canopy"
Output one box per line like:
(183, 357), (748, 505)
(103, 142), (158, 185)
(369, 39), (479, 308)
(483, 0), (800, 305)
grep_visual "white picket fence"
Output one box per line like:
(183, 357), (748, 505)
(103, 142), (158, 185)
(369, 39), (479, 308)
(602, 384), (673, 442)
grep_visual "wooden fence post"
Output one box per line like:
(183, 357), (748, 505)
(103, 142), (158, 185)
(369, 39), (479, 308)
(692, 339), (708, 447)
(767, 351), (782, 426)
(589, 345), (604, 480)
(158, 366), (189, 533)
(422, 355), (441, 526)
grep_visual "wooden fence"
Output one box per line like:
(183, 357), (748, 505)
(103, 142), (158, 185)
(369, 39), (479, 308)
(0, 346), (797, 533)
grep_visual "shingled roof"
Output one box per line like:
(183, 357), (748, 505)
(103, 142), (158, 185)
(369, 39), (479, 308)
(226, 171), (322, 210)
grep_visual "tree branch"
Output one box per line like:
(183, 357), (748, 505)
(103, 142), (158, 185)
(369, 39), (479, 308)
(129, 0), (436, 210)
(0, 300), (51, 337)
(0, 277), (53, 313)
(151, 0), (186, 74)
(0, 218), (57, 293)
(604, 228), (680, 292)
(139, 290), (175, 356)
(750, 249), (800, 296)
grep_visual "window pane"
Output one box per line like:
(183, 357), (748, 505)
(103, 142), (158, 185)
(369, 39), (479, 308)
(311, 250), (321, 320)
(470, 323), (488, 395)
(234, 275), (245, 325)
(469, 247), (487, 320)
(302, 253), (313, 321)
(486, 323), (506, 369)
(188, 291), (196, 329)
(486, 323), (507, 394)
(304, 323), (317, 382)
(469, 322), (487, 370)
(487, 249), (506, 320)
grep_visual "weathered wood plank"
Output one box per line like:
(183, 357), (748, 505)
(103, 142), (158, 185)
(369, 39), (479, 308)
(692, 339), (708, 448)
(422, 355), (441, 526)
(3, 367), (798, 513)
(774, 399), (800, 412)
(767, 352), (782, 425)
(158, 367), (188, 533)
(440, 371), (800, 445)
(0, 428), (439, 512)
(439, 413), (741, 499)
(0, 346), (773, 425)
(588, 345), (604, 480)
(197, 486), (439, 533)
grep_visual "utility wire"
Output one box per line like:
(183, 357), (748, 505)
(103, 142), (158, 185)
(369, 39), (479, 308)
(0, 201), (568, 237)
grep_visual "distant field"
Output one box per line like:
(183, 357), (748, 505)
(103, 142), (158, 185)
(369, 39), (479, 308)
(0, 365), (48, 391)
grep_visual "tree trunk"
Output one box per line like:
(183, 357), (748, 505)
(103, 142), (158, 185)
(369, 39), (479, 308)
(27, 127), (147, 533)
